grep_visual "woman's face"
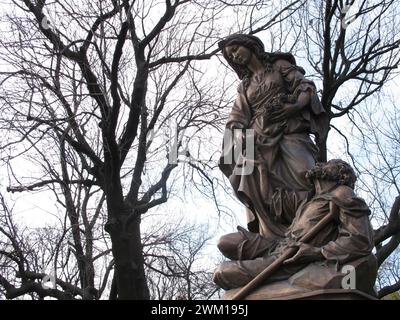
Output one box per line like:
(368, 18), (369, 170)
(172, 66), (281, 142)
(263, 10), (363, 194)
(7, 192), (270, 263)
(224, 45), (252, 65)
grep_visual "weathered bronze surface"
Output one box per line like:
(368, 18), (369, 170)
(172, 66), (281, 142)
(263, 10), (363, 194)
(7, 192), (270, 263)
(215, 34), (377, 299)
(218, 34), (327, 242)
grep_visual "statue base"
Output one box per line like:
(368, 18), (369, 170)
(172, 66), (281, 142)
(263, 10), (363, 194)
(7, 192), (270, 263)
(223, 283), (378, 300)
(222, 256), (378, 300)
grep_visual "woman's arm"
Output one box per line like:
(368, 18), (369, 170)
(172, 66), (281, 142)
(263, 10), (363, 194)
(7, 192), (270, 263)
(268, 91), (311, 123)
(226, 82), (251, 129)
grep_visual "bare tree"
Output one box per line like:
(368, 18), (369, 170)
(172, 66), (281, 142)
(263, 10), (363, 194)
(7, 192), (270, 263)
(0, 0), (301, 299)
(290, 0), (399, 161)
(142, 218), (219, 300)
(0, 0), (223, 300)
(0, 191), (100, 300)
(336, 100), (400, 297)
(280, 0), (400, 297)
(4, 0), (397, 300)
(0, 190), (221, 300)
(377, 248), (400, 299)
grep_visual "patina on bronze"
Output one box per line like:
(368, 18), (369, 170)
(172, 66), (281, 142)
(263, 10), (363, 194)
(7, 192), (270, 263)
(214, 159), (377, 299)
(218, 33), (327, 256)
(231, 203), (338, 300)
(215, 34), (376, 299)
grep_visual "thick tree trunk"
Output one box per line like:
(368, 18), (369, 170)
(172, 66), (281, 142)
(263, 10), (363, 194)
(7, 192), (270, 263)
(107, 211), (149, 300)
(316, 104), (331, 162)
(317, 138), (328, 163)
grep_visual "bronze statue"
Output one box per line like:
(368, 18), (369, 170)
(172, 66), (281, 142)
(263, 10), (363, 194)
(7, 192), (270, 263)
(218, 34), (327, 259)
(214, 160), (377, 298)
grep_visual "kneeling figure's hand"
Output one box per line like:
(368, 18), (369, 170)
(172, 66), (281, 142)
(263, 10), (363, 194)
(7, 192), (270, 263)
(283, 242), (323, 265)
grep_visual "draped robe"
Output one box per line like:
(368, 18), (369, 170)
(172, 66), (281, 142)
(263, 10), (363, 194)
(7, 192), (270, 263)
(219, 57), (327, 240)
(213, 186), (376, 291)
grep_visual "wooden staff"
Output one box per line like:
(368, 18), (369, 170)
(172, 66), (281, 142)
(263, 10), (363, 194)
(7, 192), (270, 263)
(231, 208), (337, 300)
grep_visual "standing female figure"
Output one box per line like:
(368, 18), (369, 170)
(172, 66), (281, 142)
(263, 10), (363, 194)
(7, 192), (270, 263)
(218, 34), (327, 260)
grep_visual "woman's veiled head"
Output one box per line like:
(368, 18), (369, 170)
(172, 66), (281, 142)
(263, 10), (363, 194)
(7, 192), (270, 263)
(218, 34), (268, 80)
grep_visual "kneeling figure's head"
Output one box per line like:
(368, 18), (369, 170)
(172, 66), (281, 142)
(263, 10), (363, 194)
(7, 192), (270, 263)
(306, 159), (357, 189)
